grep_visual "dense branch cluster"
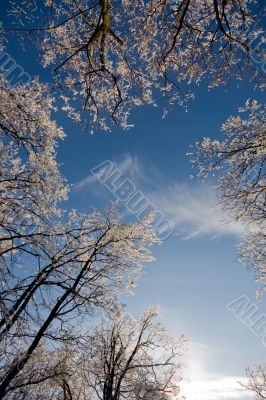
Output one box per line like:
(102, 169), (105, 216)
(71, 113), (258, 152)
(0, 76), (67, 280)
(6, 0), (265, 130)
(81, 307), (184, 400)
(1, 308), (185, 399)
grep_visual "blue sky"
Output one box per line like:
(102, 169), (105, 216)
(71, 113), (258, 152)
(2, 5), (266, 397)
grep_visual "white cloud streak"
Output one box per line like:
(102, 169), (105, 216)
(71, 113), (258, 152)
(74, 153), (246, 240)
(149, 183), (245, 240)
(74, 153), (142, 191)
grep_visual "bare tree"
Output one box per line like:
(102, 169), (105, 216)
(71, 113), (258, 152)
(241, 364), (266, 399)
(6, 307), (185, 400)
(0, 207), (157, 397)
(76, 306), (185, 400)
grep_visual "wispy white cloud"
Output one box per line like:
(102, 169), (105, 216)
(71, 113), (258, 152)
(74, 153), (142, 191)
(74, 172), (98, 190)
(149, 183), (245, 240)
(74, 153), (246, 240)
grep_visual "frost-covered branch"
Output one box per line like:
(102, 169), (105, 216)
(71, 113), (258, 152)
(192, 101), (266, 293)
(5, 0), (265, 130)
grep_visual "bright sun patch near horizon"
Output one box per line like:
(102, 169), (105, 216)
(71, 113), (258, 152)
(180, 376), (252, 400)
